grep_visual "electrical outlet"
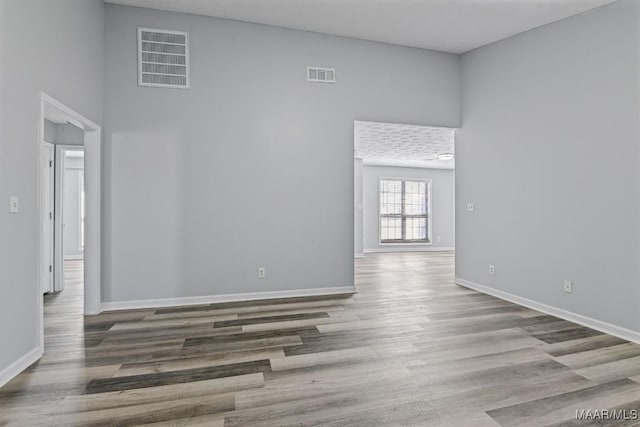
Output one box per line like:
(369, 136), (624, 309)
(258, 267), (265, 279)
(466, 202), (475, 212)
(488, 265), (495, 275)
(563, 280), (573, 294)
(436, 236), (441, 242)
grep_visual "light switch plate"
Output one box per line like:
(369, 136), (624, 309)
(563, 280), (573, 293)
(9, 196), (18, 213)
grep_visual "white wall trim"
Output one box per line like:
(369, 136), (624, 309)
(101, 286), (357, 312)
(365, 247), (454, 253)
(354, 253), (365, 258)
(0, 346), (42, 389)
(454, 277), (640, 344)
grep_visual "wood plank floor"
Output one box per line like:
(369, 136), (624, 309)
(2, 253), (640, 426)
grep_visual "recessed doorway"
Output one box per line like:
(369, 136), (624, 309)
(38, 93), (101, 354)
(353, 120), (456, 290)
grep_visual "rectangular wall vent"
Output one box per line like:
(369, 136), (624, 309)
(138, 27), (190, 89)
(307, 67), (336, 83)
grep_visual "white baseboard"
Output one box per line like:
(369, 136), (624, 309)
(354, 253), (365, 258)
(454, 277), (640, 344)
(101, 286), (357, 312)
(364, 247), (454, 253)
(0, 346), (42, 389)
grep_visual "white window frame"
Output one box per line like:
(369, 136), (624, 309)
(378, 177), (432, 246)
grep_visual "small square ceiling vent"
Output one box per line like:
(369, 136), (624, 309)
(307, 67), (335, 83)
(138, 27), (190, 89)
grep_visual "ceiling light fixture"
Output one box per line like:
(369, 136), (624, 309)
(437, 153), (455, 161)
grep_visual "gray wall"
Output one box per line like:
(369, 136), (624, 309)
(103, 4), (461, 303)
(457, 0), (640, 331)
(0, 0), (103, 376)
(55, 123), (84, 146)
(44, 119), (56, 143)
(363, 165), (454, 251)
(43, 120), (84, 145)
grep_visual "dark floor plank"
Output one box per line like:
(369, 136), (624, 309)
(533, 327), (605, 344)
(213, 312), (329, 328)
(85, 360), (272, 394)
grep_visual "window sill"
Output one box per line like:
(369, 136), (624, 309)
(379, 242), (432, 246)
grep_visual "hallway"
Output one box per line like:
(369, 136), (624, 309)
(43, 260), (84, 351)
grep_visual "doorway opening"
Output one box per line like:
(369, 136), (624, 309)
(56, 147), (85, 290)
(38, 93), (101, 353)
(353, 120), (456, 288)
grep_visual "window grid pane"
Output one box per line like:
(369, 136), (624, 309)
(380, 180), (402, 215)
(380, 179), (429, 244)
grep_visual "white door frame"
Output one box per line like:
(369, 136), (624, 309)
(54, 145), (85, 293)
(38, 93), (101, 350)
(40, 141), (55, 294)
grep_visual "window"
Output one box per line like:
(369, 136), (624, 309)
(380, 179), (431, 244)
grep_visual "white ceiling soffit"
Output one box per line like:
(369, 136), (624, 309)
(44, 104), (85, 129)
(354, 121), (455, 170)
(105, 0), (618, 53)
(44, 104), (71, 124)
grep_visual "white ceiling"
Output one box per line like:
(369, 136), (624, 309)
(354, 121), (455, 169)
(105, 0), (618, 53)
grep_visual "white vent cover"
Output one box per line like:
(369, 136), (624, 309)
(138, 27), (190, 89)
(307, 67), (335, 83)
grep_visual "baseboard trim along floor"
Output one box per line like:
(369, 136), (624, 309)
(101, 286), (358, 312)
(364, 247), (454, 254)
(454, 277), (640, 344)
(0, 346), (41, 389)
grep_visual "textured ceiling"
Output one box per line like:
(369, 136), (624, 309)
(105, 0), (617, 53)
(354, 121), (455, 169)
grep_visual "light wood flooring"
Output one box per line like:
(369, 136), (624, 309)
(2, 253), (640, 426)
